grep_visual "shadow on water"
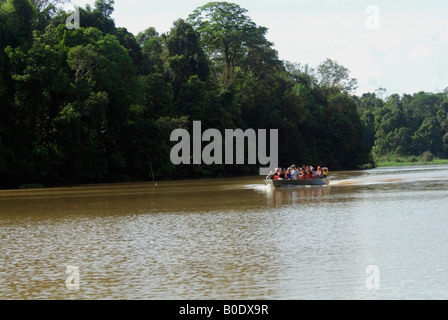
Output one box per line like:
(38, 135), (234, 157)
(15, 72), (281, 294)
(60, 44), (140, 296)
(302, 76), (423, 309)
(250, 184), (332, 208)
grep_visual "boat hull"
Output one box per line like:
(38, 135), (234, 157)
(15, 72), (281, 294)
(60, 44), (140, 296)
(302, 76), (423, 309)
(264, 178), (330, 187)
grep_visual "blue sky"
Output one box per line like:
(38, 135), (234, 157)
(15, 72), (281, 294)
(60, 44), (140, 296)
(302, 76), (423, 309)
(66, 0), (448, 96)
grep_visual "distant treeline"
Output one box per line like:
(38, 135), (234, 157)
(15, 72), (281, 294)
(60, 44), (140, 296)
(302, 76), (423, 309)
(356, 90), (448, 161)
(0, 0), (445, 189)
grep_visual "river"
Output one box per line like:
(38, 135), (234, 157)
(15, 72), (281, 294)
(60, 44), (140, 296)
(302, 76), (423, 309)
(1, 165), (448, 300)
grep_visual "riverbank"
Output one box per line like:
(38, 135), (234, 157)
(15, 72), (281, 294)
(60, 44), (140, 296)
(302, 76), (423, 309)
(375, 158), (448, 168)
(5, 160), (448, 191)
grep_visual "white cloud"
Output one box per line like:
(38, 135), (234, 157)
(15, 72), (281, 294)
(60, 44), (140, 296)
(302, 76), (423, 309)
(64, 0), (448, 95)
(440, 30), (448, 43)
(408, 44), (432, 61)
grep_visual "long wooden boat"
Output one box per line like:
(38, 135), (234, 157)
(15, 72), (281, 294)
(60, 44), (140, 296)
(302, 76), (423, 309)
(264, 177), (330, 187)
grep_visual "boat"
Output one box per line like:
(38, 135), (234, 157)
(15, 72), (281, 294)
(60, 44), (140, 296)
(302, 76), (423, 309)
(264, 177), (330, 187)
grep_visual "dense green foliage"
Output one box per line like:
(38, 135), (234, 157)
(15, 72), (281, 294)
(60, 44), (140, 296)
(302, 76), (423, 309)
(1, 0), (382, 188)
(356, 89), (448, 161)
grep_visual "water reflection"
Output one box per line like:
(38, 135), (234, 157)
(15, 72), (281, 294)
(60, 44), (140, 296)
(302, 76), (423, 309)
(254, 185), (332, 207)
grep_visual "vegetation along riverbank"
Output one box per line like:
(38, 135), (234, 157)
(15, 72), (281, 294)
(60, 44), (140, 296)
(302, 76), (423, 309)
(1, 1), (448, 189)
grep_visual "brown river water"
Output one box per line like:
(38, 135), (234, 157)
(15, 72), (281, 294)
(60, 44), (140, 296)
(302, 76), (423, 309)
(1, 165), (448, 300)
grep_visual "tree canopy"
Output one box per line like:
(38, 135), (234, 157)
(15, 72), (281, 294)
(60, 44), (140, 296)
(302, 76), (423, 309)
(356, 90), (448, 161)
(6, 1), (444, 189)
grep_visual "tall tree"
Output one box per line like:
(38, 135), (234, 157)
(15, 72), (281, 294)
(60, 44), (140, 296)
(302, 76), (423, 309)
(0, 0), (35, 48)
(32, 0), (67, 12)
(187, 2), (272, 84)
(164, 19), (209, 94)
(32, 0), (68, 30)
(136, 27), (164, 74)
(316, 58), (358, 93)
(115, 27), (144, 74)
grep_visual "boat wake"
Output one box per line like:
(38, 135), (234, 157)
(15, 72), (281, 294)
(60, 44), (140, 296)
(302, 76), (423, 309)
(330, 176), (448, 187)
(329, 178), (406, 186)
(244, 165), (448, 190)
(244, 184), (272, 191)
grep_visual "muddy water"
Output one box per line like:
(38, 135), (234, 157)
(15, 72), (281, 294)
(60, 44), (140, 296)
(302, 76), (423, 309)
(1, 165), (448, 299)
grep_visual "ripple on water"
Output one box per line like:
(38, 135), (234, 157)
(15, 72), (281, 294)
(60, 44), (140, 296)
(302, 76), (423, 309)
(2, 166), (448, 299)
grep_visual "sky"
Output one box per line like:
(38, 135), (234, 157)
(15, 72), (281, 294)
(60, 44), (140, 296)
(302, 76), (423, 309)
(64, 0), (448, 97)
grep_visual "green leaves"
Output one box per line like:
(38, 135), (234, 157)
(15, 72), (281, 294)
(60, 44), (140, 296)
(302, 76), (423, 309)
(176, 75), (207, 121)
(0, 0), (381, 188)
(139, 73), (174, 119)
(358, 91), (448, 160)
(67, 44), (101, 83)
(317, 58), (358, 94)
(164, 19), (209, 93)
(188, 2), (272, 84)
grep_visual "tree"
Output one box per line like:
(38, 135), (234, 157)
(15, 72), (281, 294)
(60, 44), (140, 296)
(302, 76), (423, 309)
(412, 117), (443, 156)
(322, 92), (371, 168)
(356, 93), (385, 150)
(284, 61), (318, 88)
(175, 75), (207, 120)
(115, 27), (144, 74)
(68, 0), (115, 34)
(136, 27), (164, 74)
(187, 2), (272, 84)
(164, 19), (209, 94)
(94, 0), (114, 18)
(67, 44), (101, 83)
(32, 0), (68, 30)
(316, 58), (358, 93)
(0, 0), (35, 48)
(408, 91), (440, 119)
(0, 0), (379, 186)
(32, 0), (67, 12)
(139, 73), (174, 119)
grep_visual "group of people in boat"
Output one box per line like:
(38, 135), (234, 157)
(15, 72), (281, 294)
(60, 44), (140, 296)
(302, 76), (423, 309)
(266, 165), (329, 181)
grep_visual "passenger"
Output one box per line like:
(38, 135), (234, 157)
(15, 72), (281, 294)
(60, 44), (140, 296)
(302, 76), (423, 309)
(291, 165), (298, 180)
(286, 168), (292, 180)
(276, 168), (283, 180)
(316, 166), (323, 178)
(266, 171), (275, 180)
(308, 167), (314, 180)
(274, 168), (280, 180)
(299, 168), (304, 180)
(282, 168), (288, 180)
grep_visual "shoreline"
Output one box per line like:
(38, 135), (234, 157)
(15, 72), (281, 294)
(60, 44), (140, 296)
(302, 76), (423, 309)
(3, 161), (448, 191)
(374, 159), (448, 168)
